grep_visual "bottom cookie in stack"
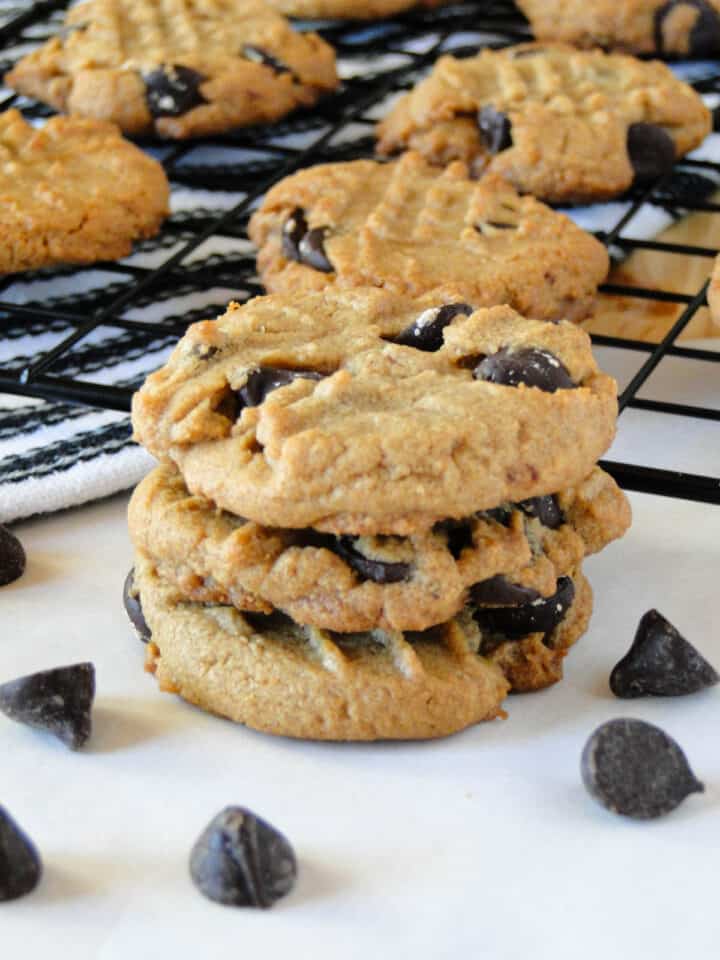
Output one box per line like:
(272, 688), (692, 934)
(125, 463), (629, 739)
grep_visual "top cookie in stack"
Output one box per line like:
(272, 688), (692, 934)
(128, 287), (631, 740)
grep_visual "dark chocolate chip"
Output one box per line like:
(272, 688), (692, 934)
(435, 518), (475, 559)
(479, 505), (514, 527)
(189, 807), (297, 908)
(334, 536), (411, 584)
(123, 568), (151, 643)
(392, 303), (473, 352)
(0, 525), (26, 587)
(654, 0), (720, 57)
(474, 347), (576, 392)
(0, 663), (95, 750)
(478, 105), (513, 154)
(581, 718), (704, 819)
(281, 208), (333, 272)
(610, 609), (719, 698)
(627, 123), (676, 184)
(238, 367), (325, 409)
(518, 495), (564, 529)
(242, 44), (290, 74)
(0, 807), (42, 902)
(144, 65), (208, 118)
(470, 574), (541, 607)
(474, 575), (574, 639)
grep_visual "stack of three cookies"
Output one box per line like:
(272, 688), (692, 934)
(127, 286), (630, 740)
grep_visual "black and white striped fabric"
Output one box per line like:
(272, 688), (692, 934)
(1, 1), (719, 523)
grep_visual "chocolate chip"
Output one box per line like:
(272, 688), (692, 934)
(0, 807), (42, 902)
(0, 663), (95, 750)
(470, 574), (541, 606)
(610, 609), (719, 698)
(144, 65), (208, 118)
(334, 537), (411, 584)
(0, 525), (25, 587)
(435, 518), (475, 559)
(281, 208), (333, 272)
(190, 807), (297, 908)
(474, 575), (574, 639)
(238, 367), (325, 409)
(392, 303), (473, 352)
(124, 568), (151, 643)
(654, 0), (720, 57)
(479, 505), (513, 527)
(518, 495), (564, 529)
(474, 348), (576, 392)
(581, 718), (704, 819)
(478, 105), (513, 154)
(242, 44), (290, 74)
(627, 123), (676, 184)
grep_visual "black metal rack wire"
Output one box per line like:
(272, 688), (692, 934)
(0, 0), (718, 504)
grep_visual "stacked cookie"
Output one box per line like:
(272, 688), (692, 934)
(127, 287), (630, 740)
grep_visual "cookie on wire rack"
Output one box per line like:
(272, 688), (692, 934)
(375, 44), (711, 203)
(4, 0), (338, 138)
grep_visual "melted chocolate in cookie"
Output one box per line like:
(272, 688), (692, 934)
(518, 495), (564, 529)
(238, 367), (325, 409)
(654, 0), (720, 57)
(281, 208), (333, 272)
(392, 303), (473, 352)
(473, 575), (575, 639)
(334, 537), (411, 584)
(242, 45), (291, 74)
(144, 65), (208, 117)
(626, 123), (676, 183)
(478, 105), (513, 154)
(470, 574), (541, 607)
(474, 348), (576, 392)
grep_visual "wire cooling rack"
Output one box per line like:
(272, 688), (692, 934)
(0, 0), (718, 506)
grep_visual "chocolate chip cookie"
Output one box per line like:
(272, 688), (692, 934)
(4, 0), (338, 138)
(518, 1), (720, 58)
(248, 151), (610, 321)
(131, 289), (619, 534)
(0, 109), (169, 274)
(129, 463), (630, 634)
(375, 45), (711, 203)
(266, 0), (447, 17)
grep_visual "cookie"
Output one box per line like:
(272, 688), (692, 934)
(517, 0), (720, 58)
(131, 289), (619, 534)
(375, 45), (711, 203)
(128, 463), (630, 633)
(4, 0), (338, 139)
(265, 0), (446, 17)
(134, 550), (596, 739)
(0, 109), (169, 274)
(248, 152), (609, 321)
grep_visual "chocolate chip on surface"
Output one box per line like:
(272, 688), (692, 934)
(0, 525), (26, 587)
(144, 65), (208, 118)
(238, 367), (325, 409)
(654, 0), (720, 57)
(281, 207), (307, 261)
(393, 303), (473, 352)
(189, 807), (297, 908)
(474, 347), (576, 392)
(474, 575), (575, 639)
(333, 536), (411, 584)
(242, 44), (291, 74)
(478, 105), (513, 154)
(581, 718), (704, 819)
(281, 208), (333, 272)
(518, 495), (564, 529)
(0, 807), (42, 902)
(124, 568), (151, 643)
(470, 574), (541, 607)
(627, 123), (676, 183)
(0, 663), (95, 750)
(610, 609), (719, 698)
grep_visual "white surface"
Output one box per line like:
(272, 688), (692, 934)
(2, 488), (720, 960)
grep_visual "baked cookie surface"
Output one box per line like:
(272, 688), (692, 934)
(248, 151), (610, 321)
(131, 289), (618, 534)
(129, 464), (630, 633)
(0, 109), (169, 274)
(4, 0), (338, 138)
(375, 45), (710, 203)
(517, 0), (720, 58)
